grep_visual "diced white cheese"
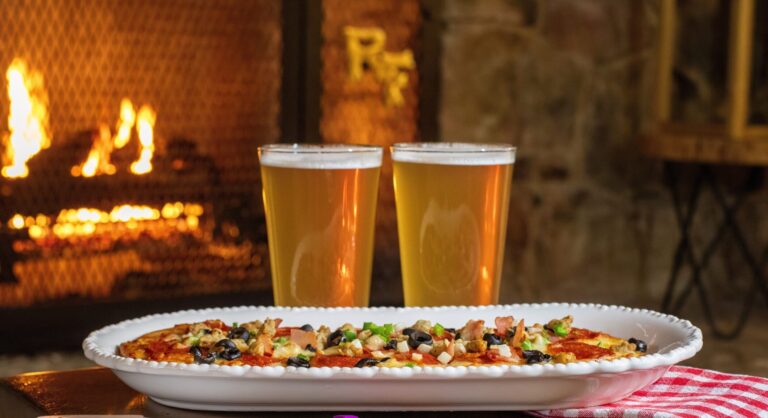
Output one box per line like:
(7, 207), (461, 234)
(371, 350), (387, 359)
(410, 353), (423, 361)
(351, 339), (363, 350)
(397, 340), (410, 353)
(453, 340), (467, 355)
(491, 344), (512, 358)
(437, 351), (453, 365)
(417, 343), (432, 353)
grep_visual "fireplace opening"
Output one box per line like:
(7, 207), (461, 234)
(0, 0), (281, 352)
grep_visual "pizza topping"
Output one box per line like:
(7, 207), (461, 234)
(227, 327), (250, 341)
(286, 356), (311, 368)
(545, 315), (573, 337)
(364, 334), (386, 351)
(482, 333), (503, 346)
(522, 350), (551, 365)
(459, 319), (485, 341)
(355, 357), (385, 368)
(189, 346), (216, 364)
(407, 330), (433, 349)
(464, 339), (487, 353)
(494, 316), (515, 337)
(289, 328), (318, 350)
(629, 338), (647, 353)
(509, 319), (525, 348)
(212, 339), (242, 361)
(119, 314), (646, 368)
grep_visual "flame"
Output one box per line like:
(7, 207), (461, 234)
(130, 105), (156, 175)
(2, 58), (51, 178)
(113, 99), (136, 149)
(72, 98), (156, 177)
(71, 124), (116, 177)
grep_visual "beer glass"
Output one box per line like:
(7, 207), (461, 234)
(259, 144), (382, 306)
(392, 143), (515, 306)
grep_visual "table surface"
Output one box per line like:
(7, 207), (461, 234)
(0, 367), (531, 418)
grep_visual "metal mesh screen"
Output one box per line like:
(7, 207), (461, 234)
(0, 0), (281, 307)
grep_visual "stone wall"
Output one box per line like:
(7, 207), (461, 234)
(439, 0), (678, 307)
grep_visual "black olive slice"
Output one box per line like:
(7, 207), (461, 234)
(483, 333), (503, 346)
(214, 339), (237, 350)
(522, 350), (551, 365)
(402, 328), (417, 336)
(327, 329), (346, 347)
(189, 346), (215, 364)
(286, 356), (310, 368)
(305, 344), (317, 352)
(407, 330), (433, 349)
(384, 339), (398, 350)
(300, 324), (314, 332)
(218, 347), (242, 361)
(354, 357), (387, 368)
(628, 338), (647, 353)
(227, 327), (250, 341)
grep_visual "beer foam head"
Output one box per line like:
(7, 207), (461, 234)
(391, 142), (516, 165)
(259, 144), (383, 169)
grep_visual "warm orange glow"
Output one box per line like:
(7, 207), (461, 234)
(113, 98), (136, 149)
(2, 58), (51, 178)
(8, 202), (202, 243)
(130, 105), (156, 175)
(9, 214), (24, 229)
(72, 124), (117, 177)
(73, 98), (157, 177)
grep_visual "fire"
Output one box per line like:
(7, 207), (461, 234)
(114, 98), (136, 149)
(71, 124), (116, 177)
(7, 202), (204, 245)
(72, 98), (156, 177)
(130, 105), (156, 175)
(2, 58), (51, 178)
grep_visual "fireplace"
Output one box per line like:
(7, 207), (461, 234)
(0, 0), (281, 351)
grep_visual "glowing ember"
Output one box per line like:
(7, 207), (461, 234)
(130, 105), (157, 175)
(7, 202), (204, 244)
(2, 58), (51, 178)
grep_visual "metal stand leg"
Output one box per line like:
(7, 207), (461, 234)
(661, 163), (768, 339)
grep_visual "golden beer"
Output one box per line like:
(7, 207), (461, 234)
(259, 144), (382, 306)
(392, 143), (515, 306)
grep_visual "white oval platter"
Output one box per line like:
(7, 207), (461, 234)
(83, 303), (702, 411)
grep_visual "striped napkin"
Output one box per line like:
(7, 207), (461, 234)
(531, 366), (768, 418)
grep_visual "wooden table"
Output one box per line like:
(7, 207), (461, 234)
(0, 367), (529, 418)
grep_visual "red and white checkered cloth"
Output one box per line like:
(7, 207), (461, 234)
(530, 366), (768, 418)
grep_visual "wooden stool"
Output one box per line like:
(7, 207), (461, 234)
(642, 131), (768, 338)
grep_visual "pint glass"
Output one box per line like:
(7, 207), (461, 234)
(392, 143), (515, 306)
(259, 144), (382, 306)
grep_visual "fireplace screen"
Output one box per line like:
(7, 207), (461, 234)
(0, 0), (281, 309)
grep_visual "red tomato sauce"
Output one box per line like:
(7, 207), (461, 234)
(393, 352), (440, 365)
(239, 354), (281, 367)
(566, 328), (601, 340)
(311, 355), (365, 368)
(548, 341), (612, 360)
